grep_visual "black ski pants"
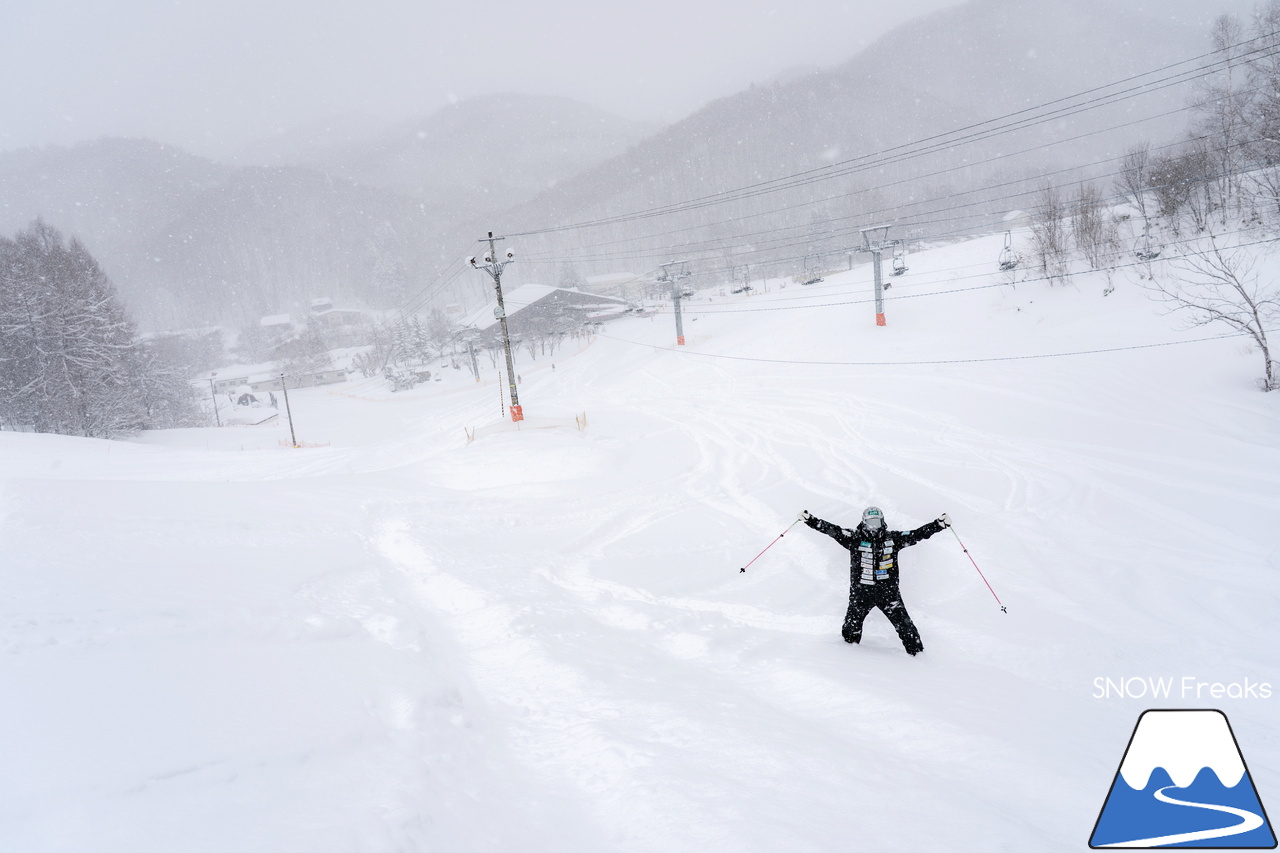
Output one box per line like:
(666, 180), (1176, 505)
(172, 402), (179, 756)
(842, 582), (924, 655)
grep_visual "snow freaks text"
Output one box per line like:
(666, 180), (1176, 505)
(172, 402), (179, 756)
(1093, 677), (1274, 701)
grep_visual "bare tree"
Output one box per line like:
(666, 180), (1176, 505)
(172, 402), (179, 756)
(351, 321), (396, 377)
(1246, 2), (1280, 153)
(424, 307), (459, 360)
(1182, 139), (1217, 233)
(1243, 2), (1280, 222)
(275, 326), (333, 378)
(1192, 14), (1250, 216)
(1030, 181), (1070, 284)
(1150, 142), (1215, 234)
(1116, 143), (1153, 225)
(1072, 183), (1118, 270)
(1148, 237), (1279, 390)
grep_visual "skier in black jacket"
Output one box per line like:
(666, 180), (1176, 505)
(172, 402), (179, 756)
(800, 506), (949, 656)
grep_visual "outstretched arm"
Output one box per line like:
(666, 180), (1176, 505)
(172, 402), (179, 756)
(897, 515), (949, 547)
(802, 512), (857, 549)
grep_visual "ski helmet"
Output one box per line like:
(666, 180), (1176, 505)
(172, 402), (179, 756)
(862, 506), (884, 529)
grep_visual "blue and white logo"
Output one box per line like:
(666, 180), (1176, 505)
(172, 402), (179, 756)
(1090, 709), (1276, 848)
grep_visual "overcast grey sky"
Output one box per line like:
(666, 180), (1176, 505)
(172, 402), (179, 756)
(0, 0), (968, 158)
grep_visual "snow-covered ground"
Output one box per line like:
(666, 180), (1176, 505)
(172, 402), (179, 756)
(2, 232), (1277, 852)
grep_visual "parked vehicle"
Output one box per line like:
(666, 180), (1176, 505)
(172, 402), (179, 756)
(383, 365), (431, 392)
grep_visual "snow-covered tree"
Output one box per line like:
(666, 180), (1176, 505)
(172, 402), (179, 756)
(1241, 2), (1280, 222)
(129, 340), (207, 428)
(0, 220), (199, 436)
(1149, 144), (1214, 234)
(275, 326), (332, 378)
(1116, 143), (1153, 225)
(1150, 236), (1279, 391)
(1192, 14), (1250, 216)
(1030, 182), (1070, 284)
(1072, 183), (1118, 270)
(558, 262), (585, 290)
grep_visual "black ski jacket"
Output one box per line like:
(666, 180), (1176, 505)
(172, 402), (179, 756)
(805, 515), (946, 588)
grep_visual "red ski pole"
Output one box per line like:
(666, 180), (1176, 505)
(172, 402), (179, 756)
(948, 524), (1007, 613)
(740, 518), (803, 573)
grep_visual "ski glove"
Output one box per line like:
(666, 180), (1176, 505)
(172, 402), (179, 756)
(799, 510), (812, 522)
(939, 513), (950, 527)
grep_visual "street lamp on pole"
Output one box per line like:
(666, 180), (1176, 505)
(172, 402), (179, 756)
(470, 232), (523, 422)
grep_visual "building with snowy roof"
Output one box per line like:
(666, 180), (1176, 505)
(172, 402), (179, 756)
(206, 360), (347, 395)
(458, 285), (633, 345)
(307, 297), (369, 332)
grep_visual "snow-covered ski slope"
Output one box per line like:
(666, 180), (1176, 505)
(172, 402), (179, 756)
(2, 232), (1277, 852)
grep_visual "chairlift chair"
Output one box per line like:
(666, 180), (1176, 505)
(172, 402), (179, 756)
(1135, 231), (1163, 261)
(998, 231), (1019, 271)
(892, 246), (908, 277)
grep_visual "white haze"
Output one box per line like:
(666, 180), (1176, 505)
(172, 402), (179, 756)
(1, 0), (965, 158)
(1, 0), (1255, 160)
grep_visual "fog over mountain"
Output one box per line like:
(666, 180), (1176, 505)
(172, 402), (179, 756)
(0, 95), (651, 329)
(499, 0), (1219, 282)
(0, 0), (968, 157)
(0, 0), (1255, 330)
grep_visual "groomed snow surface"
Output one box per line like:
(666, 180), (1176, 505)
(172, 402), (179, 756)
(2, 233), (1277, 852)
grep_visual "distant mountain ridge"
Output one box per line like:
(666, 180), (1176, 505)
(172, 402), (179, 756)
(238, 94), (657, 214)
(321, 94), (658, 209)
(0, 95), (655, 329)
(0, 139), (435, 328)
(499, 0), (1214, 278)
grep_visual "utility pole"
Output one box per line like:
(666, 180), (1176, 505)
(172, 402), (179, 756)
(207, 372), (221, 427)
(466, 336), (480, 382)
(658, 259), (690, 346)
(279, 372), (298, 448)
(470, 232), (522, 422)
(860, 226), (895, 327)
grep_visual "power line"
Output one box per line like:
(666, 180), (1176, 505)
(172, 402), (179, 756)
(397, 33), (1280, 322)
(653, 231), (1279, 315)
(518, 130), (1275, 292)
(513, 69), (1280, 276)
(508, 93), (1265, 279)
(510, 117), (1185, 267)
(502, 35), (1280, 239)
(595, 328), (1265, 367)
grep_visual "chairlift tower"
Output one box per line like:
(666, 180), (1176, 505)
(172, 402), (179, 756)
(470, 232), (522, 422)
(658, 259), (691, 345)
(860, 225), (893, 326)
